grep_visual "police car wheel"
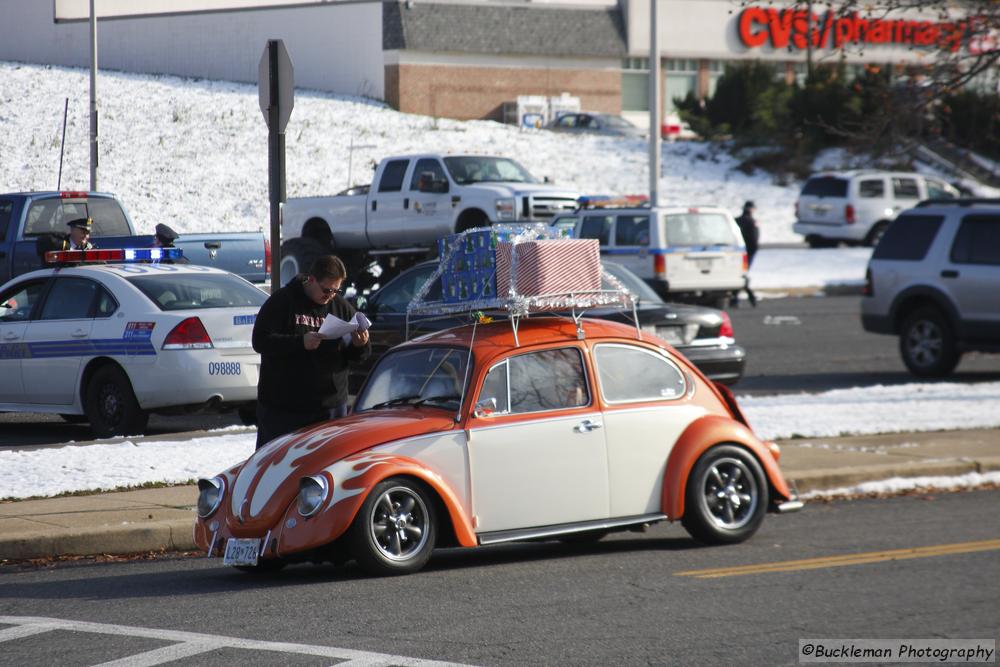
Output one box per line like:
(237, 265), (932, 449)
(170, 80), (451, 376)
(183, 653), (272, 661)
(85, 365), (149, 438)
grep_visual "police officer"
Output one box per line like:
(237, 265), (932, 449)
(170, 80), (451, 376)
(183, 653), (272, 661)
(151, 223), (189, 263)
(63, 217), (95, 250)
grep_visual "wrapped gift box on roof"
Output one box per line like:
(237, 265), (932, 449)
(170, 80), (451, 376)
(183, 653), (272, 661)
(496, 238), (600, 298)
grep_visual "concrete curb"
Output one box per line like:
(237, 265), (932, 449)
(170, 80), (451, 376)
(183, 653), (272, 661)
(0, 519), (197, 561)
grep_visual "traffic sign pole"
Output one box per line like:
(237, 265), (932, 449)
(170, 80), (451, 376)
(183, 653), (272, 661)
(259, 39), (293, 293)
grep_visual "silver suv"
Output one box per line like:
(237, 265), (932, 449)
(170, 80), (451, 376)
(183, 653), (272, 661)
(794, 171), (959, 248)
(861, 199), (1000, 376)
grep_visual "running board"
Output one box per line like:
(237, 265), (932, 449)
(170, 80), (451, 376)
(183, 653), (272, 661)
(477, 513), (668, 546)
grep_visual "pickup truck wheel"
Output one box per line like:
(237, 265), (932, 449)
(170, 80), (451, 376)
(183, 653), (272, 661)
(279, 237), (328, 285)
(455, 210), (490, 233)
(85, 366), (148, 438)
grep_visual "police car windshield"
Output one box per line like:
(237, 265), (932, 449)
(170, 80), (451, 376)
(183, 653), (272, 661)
(356, 346), (469, 412)
(127, 273), (267, 311)
(443, 156), (538, 185)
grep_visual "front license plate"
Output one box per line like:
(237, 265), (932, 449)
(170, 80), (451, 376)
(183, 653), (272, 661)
(223, 538), (260, 566)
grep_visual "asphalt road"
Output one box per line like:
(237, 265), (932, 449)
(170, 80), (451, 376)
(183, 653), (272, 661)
(1, 490), (997, 666)
(2, 294), (998, 447)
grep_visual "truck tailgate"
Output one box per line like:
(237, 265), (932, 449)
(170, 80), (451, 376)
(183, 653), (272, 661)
(175, 233), (268, 283)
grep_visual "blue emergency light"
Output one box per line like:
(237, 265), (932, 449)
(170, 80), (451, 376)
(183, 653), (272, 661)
(45, 247), (184, 264)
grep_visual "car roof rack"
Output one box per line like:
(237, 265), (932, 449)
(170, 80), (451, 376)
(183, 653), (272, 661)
(405, 227), (639, 347)
(915, 197), (1000, 208)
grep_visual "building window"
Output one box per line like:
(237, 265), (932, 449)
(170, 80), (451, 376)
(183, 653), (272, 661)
(622, 58), (649, 112)
(665, 59), (697, 112)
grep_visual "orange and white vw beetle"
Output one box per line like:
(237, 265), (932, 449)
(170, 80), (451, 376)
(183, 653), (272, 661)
(194, 316), (802, 576)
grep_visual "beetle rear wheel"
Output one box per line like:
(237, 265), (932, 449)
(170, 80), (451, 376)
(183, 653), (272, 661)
(349, 477), (436, 576)
(681, 445), (768, 545)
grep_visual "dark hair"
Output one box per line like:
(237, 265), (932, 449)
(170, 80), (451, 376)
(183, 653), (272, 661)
(308, 255), (347, 282)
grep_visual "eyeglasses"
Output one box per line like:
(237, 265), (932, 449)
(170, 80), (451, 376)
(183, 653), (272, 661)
(314, 281), (344, 296)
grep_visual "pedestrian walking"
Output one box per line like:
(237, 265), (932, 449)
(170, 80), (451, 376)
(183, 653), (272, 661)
(734, 200), (758, 307)
(251, 255), (371, 449)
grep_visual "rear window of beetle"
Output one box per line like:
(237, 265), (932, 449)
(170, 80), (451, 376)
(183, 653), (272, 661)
(127, 273), (267, 311)
(802, 177), (848, 198)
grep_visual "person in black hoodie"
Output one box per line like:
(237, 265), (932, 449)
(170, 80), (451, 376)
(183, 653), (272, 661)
(252, 255), (370, 449)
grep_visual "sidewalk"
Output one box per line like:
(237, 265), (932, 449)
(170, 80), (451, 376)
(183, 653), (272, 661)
(1, 429), (998, 562)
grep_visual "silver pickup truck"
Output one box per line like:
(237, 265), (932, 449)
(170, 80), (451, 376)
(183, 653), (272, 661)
(0, 191), (269, 285)
(280, 154), (579, 286)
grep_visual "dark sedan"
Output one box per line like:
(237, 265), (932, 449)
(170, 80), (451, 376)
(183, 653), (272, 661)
(349, 261), (745, 391)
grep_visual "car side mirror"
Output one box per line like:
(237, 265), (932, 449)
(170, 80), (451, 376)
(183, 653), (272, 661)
(474, 397), (498, 419)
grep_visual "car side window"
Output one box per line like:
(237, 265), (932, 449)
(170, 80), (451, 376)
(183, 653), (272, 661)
(378, 160), (410, 193)
(0, 280), (49, 322)
(0, 200), (12, 242)
(926, 179), (956, 200)
(375, 267), (439, 313)
(579, 215), (613, 245)
(615, 215), (650, 246)
(950, 216), (1000, 266)
(408, 158), (448, 191)
(494, 347), (589, 414)
(95, 284), (119, 318)
(478, 362), (510, 415)
(892, 177), (920, 199)
(858, 179), (885, 198)
(594, 344), (686, 403)
(39, 277), (100, 320)
(556, 115), (576, 128)
(872, 214), (943, 261)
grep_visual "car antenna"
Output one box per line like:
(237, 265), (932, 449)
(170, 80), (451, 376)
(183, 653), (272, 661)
(56, 97), (69, 190)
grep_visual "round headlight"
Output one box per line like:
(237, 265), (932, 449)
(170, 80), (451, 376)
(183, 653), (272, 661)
(196, 476), (225, 518)
(298, 475), (329, 517)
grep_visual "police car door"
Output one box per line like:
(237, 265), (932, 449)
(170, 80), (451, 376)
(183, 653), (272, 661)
(21, 276), (99, 405)
(404, 158), (452, 245)
(0, 279), (48, 403)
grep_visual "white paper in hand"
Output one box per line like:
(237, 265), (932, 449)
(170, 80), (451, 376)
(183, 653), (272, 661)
(318, 314), (356, 340)
(340, 312), (371, 345)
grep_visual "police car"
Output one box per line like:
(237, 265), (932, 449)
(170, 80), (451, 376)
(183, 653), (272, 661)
(0, 248), (266, 437)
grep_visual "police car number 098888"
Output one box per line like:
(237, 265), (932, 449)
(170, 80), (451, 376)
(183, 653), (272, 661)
(208, 361), (241, 376)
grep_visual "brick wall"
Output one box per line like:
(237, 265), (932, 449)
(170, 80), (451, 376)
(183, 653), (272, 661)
(385, 63), (621, 121)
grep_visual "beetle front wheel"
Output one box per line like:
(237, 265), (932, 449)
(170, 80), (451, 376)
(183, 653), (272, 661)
(349, 477), (436, 576)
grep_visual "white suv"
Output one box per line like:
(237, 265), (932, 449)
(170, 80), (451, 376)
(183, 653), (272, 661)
(861, 199), (1000, 376)
(794, 170), (959, 248)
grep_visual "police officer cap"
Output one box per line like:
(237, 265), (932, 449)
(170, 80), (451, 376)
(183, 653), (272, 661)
(155, 223), (179, 243)
(67, 217), (92, 230)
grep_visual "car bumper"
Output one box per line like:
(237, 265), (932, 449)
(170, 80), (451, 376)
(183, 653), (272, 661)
(130, 348), (260, 410)
(679, 343), (747, 384)
(793, 221), (866, 242)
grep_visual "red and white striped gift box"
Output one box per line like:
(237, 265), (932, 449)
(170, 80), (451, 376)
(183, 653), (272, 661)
(495, 239), (601, 297)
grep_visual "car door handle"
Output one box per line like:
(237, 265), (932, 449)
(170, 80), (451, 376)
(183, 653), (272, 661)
(574, 419), (603, 433)
(371, 200), (377, 212)
(403, 198), (409, 209)
(941, 270), (959, 279)
(72, 329), (88, 337)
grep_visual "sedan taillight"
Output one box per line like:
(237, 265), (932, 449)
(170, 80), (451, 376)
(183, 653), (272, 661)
(719, 311), (734, 338)
(654, 254), (666, 277)
(163, 317), (213, 349)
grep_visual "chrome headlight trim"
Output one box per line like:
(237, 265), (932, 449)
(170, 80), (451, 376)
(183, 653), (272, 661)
(196, 476), (225, 518)
(297, 474), (330, 517)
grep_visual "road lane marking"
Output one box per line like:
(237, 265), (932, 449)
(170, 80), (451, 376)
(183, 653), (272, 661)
(0, 616), (473, 666)
(675, 538), (1000, 579)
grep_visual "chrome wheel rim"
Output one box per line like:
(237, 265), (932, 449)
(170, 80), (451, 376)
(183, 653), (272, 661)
(699, 457), (758, 530)
(368, 486), (429, 562)
(905, 319), (942, 367)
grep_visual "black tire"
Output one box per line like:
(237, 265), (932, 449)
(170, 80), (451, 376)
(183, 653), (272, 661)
(84, 365), (148, 438)
(237, 403), (257, 426)
(455, 209), (490, 233)
(681, 444), (768, 545)
(348, 477), (436, 576)
(899, 306), (960, 377)
(279, 237), (328, 286)
(865, 221), (889, 247)
(59, 414), (88, 424)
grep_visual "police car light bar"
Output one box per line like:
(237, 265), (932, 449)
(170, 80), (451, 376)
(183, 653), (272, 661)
(577, 194), (650, 209)
(44, 247), (184, 264)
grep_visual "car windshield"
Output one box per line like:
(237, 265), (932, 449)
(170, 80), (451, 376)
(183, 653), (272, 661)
(601, 262), (663, 304)
(443, 156), (538, 185)
(356, 346), (470, 412)
(127, 273), (268, 311)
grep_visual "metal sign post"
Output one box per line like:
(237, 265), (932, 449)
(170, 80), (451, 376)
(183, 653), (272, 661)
(258, 39), (294, 292)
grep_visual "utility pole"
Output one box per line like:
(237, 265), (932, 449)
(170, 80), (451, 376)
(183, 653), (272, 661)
(648, 0), (661, 208)
(89, 0), (99, 191)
